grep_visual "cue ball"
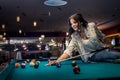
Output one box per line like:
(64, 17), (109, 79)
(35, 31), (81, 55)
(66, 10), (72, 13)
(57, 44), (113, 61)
(73, 66), (80, 74)
(72, 60), (77, 67)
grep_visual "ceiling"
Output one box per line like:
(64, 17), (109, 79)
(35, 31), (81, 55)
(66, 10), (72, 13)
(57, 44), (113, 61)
(0, 0), (120, 37)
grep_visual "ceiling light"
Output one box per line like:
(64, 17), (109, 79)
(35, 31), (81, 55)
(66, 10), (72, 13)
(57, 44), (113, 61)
(17, 16), (20, 22)
(44, 0), (67, 6)
(3, 32), (6, 36)
(19, 29), (22, 34)
(41, 35), (45, 39)
(33, 21), (37, 27)
(3, 37), (6, 41)
(48, 11), (51, 16)
(2, 24), (5, 29)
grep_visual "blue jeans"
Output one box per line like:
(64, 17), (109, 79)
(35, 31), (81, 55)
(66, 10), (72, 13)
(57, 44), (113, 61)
(89, 49), (120, 62)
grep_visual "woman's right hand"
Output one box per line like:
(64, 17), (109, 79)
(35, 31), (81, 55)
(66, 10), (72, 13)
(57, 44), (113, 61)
(47, 60), (56, 66)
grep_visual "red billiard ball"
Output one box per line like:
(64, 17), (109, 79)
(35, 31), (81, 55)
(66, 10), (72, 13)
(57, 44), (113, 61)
(72, 60), (77, 67)
(73, 66), (80, 74)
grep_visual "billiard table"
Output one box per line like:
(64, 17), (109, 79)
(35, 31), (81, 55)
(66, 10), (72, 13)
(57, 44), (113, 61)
(0, 59), (120, 80)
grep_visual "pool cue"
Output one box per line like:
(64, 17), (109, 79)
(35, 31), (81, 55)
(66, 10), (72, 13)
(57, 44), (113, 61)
(55, 47), (109, 62)
(45, 47), (109, 66)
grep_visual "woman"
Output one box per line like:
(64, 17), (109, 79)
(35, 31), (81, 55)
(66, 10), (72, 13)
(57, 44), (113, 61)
(48, 13), (120, 65)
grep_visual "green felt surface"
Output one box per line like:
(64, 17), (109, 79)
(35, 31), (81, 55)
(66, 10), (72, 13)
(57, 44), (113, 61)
(1, 60), (120, 80)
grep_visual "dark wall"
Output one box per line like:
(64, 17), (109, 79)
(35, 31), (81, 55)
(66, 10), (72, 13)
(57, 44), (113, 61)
(102, 25), (120, 35)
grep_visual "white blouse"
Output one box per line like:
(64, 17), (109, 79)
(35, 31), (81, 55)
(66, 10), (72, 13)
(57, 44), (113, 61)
(64, 22), (106, 62)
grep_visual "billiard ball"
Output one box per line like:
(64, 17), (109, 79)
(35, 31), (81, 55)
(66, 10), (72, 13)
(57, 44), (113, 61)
(15, 62), (20, 68)
(31, 59), (36, 62)
(30, 62), (35, 67)
(26, 59), (30, 63)
(34, 63), (39, 68)
(21, 62), (26, 69)
(36, 61), (40, 64)
(73, 66), (80, 74)
(72, 60), (77, 67)
(24, 61), (27, 64)
(56, 63), (61, 68)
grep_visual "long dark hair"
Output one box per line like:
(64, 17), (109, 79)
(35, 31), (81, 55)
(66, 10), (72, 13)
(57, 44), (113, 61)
(68, 13), (88, 35)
